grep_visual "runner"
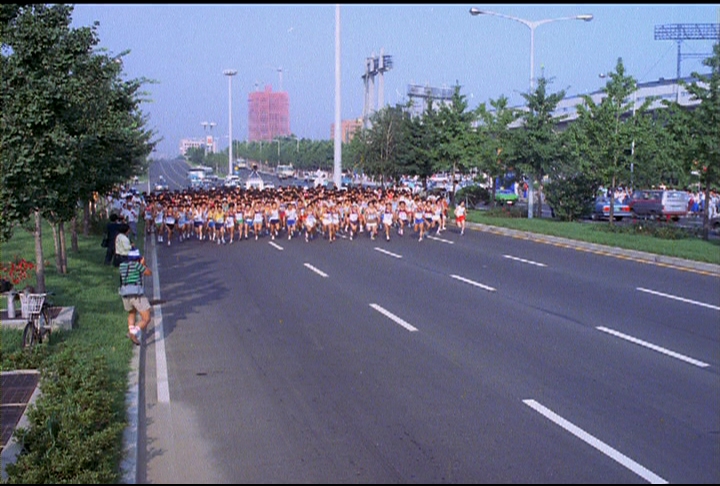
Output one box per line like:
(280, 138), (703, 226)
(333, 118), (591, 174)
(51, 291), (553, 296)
(454, 200), (466, 235)
(413, 199), (426, 241)
(382, 201), (395, 241)
(286, 202), (298, 240)
(396, 199), (408, 236)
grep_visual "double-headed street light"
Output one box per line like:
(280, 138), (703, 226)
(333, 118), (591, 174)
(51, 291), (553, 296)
(470, 7), (593, 218)
(223, 69), (238, 176)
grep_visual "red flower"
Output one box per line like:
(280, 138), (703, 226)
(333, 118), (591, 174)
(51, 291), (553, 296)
(0, 258), (35, 286)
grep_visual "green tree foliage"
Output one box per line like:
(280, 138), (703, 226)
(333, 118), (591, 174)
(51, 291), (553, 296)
(432, 85), (476, 200)
(362, 105), (408, 186)
(572, 59), (644, 223)
(673, 42), (720, 239)
(473, 96), (520, 206)
(1, 4), (155, 286)
(514, 76), (566, 218)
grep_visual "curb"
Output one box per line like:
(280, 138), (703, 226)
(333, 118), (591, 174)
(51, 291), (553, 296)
(120, 340), (141, 484)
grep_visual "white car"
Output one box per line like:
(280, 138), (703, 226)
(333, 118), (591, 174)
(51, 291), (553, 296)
(245, 171), (265, 190)
(224, 175), (240, 188)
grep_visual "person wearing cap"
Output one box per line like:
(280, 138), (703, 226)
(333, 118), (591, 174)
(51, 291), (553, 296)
(119, 249), (152, 345)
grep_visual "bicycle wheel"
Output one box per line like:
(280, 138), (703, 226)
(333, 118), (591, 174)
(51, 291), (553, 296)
(22, 321), (37, 348)
(38, 305), (52, 343)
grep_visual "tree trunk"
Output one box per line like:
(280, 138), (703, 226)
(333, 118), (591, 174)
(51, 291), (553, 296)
(70, 215), (79, 253)
(702, 182), (710, 241)
(83, 199), (91, 236)
(491, 178), (498, 208)
(608, 176), (617, 227)
(60, 221), (68, 274)
(534, 174), (543, 219)
(52, 221), (61, 273)
(33, 211), (46, 293)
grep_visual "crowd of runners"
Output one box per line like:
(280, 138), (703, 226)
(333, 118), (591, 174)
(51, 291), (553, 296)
(132, 185), (467, 247)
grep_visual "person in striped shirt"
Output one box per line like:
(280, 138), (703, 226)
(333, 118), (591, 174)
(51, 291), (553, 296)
(119, 249), (152, 345)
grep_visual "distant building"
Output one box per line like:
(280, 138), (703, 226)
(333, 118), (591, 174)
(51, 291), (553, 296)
(330, 118), (363, 143)
(248, 85), (290, 142)
(179, 136), (217, 155)
(406, 84), (455, 118)
(179, 138), (204, 155)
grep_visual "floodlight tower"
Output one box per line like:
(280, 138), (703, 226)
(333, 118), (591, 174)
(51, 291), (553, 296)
(362, 52), (377, 129)
(654, 23), (719, 100)
(377, 48), (393, 109)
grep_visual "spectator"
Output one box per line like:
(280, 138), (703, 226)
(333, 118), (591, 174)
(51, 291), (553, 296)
(119, 249), (152, 345)
(104, 213), (123, 266)
(114, 223), (133, 267)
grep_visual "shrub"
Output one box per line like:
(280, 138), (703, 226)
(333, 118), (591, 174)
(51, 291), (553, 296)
(544, 174), (598, 221)
(455, 185), (490, 208)
(5, 344), (126, 483)
(597, 220), (701, 240)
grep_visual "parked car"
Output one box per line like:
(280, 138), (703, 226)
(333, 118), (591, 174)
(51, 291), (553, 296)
(710, 215), (720, 232)
(495, 189), (518, 206)
(591, 197), (631, 220)
(629, 189), (689, 221)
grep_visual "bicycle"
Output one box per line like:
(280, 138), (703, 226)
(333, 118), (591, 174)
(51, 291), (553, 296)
(19, 292), (53, 348)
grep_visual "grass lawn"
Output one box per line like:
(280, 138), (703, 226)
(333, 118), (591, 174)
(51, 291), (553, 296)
(468, 209), (720, 266)
(1, 219), (144, 375)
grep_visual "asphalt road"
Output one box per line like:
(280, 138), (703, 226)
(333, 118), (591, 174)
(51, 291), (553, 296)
(134, 163), (720, 483)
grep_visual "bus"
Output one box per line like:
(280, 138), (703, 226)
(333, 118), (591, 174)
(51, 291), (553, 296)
(188, 166), (213, 188)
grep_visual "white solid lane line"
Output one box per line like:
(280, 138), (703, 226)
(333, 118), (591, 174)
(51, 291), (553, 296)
(450, 274), (496, 292)
(304, 263), (328, 278)
(596, 326), (710, 368)
(523, 399), (668, 485)
(503, 254), (547, 267)
(637, 287), (720, 311)
(369, 304), (418, 332)
(150, 236), (170, 403)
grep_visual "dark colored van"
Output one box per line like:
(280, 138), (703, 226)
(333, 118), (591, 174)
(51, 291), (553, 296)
(629, 189), (689, 221)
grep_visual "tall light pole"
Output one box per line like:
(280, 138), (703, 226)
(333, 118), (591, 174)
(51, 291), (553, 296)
(333, 4), (342, 188)
(224, 69), (237, 176)
(470, 7), (593, 218)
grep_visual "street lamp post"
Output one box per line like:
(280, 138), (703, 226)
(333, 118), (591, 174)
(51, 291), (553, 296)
(470, 7), (593, 218)
(224, 69), (238, 176)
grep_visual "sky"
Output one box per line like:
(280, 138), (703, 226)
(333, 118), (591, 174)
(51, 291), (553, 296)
(69, 4), (719, 159)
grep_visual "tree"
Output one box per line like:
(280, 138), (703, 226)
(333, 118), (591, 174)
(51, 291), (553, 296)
(473, 96), (520, 207)
(432, 85), (475, 202)
(1, 4), (155, 287)
(513, 76), (567, 218)
(674, 42), (720, 240)
(572, 58), (645, 223)
(362, 105), (407, 186)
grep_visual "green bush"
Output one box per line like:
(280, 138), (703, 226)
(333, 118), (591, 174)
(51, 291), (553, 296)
(544, 174), (598, 221)
(483, 205), (527, 218)
(455, 185), (490, 208)
(597, 220), (701, 240)
(5, 344), (126, 483)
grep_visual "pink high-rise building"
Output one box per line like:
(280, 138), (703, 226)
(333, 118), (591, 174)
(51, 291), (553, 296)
(248, 85), (290, 142)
